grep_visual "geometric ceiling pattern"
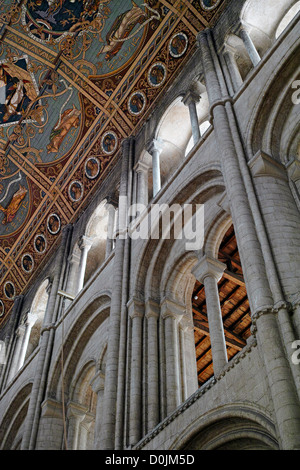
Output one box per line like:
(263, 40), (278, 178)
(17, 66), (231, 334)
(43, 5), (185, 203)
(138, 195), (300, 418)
(0, 0), (227, 326)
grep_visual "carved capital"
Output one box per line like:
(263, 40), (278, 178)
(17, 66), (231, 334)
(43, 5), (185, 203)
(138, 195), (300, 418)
(248, 150), (288, 181)
(192, 255), (226, 283)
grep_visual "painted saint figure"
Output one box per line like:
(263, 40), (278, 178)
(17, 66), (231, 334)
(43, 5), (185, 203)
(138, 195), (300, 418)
(98, 1), (147, 60)
(47, 105), (80, 153)
(0, 185), (27, 225)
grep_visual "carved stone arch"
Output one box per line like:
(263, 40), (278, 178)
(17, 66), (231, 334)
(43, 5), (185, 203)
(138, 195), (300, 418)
(203, 208), (232, 259)
(247, 40), (300, 161)
(131, 166), (224, 302)
(143, 174), (225, 303)
(0, 382), (32, 450)
(169, 402), (279, 450)
(48, 294), (111, 399)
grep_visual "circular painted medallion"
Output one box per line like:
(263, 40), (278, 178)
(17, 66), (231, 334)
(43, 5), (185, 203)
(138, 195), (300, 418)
(4, 281), (15, 300)
(0, 300), (5, 317)
(22, 253), (34, 273)
(128, 91), (146, 116)
(0, 300), (4, 317)
(169, 32), (188, 58)
(47, 213), (61, 235)
(148, 62), (167, 87)
(34, 234), (47, 254)
(101, 132), (118, 155)
(85, 157), (101, 180)
(69, 180), (83, 202)
(200, 0), (222, 11)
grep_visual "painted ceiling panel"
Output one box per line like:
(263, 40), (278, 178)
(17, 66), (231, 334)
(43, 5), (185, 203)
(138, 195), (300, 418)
(0, 0), (227, 324)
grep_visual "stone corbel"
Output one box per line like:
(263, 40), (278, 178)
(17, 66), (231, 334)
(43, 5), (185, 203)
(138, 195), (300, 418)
(248, 150), (288, 181)
(286, 159), (300, 183)
(160, 297), (185, 321)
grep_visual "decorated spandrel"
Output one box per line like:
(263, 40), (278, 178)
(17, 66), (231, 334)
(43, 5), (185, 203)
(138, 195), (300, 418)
(0, 0), (227, 324)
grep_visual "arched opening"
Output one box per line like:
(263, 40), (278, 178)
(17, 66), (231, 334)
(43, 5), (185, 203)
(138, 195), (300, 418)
(192, 224), (252, 387)
(275, 1), (300, 38)
(84, 199), (110, 285)
(67, 363), (97, 450)
(24, 279), (49, 362)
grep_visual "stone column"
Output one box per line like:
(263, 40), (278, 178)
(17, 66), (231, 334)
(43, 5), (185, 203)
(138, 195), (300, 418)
(35, 398), (64, 450)
(17, 311), (37, 370)
(105, 199), (117, 258)
(6, 322), (26, 383)
(145, 300), (160, 432)
(128, 298), (144, 445)
(77, 235), (93, 292)
(90, 370), (105, 448)
(99, 137), (133, 450)
(64, 251), (80, 308)
(239, 27), (261, 67)
(21, 225), (72, 450)
(198, 28), (300, 450)
(193, 256), (228, 376)
(178, 316), (198, 400)
(134, 160), (150, 207)
(161, 299), (184, 416)
(66, 402), (87, 450)
(78, 412), (94, 450)
(148, 139), (163, 197)
(182, 89), (201, 145)
(0, 295), (24, 392)
(223, 44), (243, 93)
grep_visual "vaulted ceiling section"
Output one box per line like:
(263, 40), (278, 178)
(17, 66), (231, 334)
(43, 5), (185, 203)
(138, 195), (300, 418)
(0, 0), (227, 325)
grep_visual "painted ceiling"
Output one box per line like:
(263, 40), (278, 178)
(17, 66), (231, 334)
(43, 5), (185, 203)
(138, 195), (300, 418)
(0, 0), (227, 325)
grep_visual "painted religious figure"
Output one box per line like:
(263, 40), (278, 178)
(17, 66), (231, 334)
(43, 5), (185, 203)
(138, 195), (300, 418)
(0, 300), (4, 317)
(169, 33), (188, 58)
(22, 253), (34, 273)
(23, 0), (112, 43)
(69, 180), (83, 202)
(85, 157), (100, 179)
(4, 281), (15, 300)
(128, 91), (146, 115)
(101, 132), (117, 155)
(47, 213), (61, 234)
(0, 58), (40, 127)
(148, 63), (166, 87)
(0, 184), (27, 225)
(34, 234), (47, 254)
(47, 105), (80, 154)
(99, 1), (147, 60)
(200, 0), (221, 10)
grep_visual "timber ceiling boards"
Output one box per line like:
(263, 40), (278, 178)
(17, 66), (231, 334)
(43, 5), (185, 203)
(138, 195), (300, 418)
(0, 0), (227, 325)
(193, 225), (252, 386)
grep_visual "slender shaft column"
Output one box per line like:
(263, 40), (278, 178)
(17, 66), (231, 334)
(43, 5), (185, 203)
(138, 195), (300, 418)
(239, 27), (261, 67)
(193, 256), (228, 376)
(17, 311), (37, 370)
(0, 295), (24, 392)
(178, 316), (198, 400)
(77, 235), (93, 292)
(148, 139), (163, 197)
(78, 413), (94, 450)
(161, 299), (184, 416)
(105, 199), (117, 258)
(223, 44), (243, 93)
(64, 251), (80, 309)
(99, 137), (133, 450)
(145, 300), (160, 432)
(66, 402), (86, 450)
(128, 298), (144, 445)
(182, 90), (201, 145)
(134, 160), (150, 207)
(6, 323), (26, 383)
(90, 370), (105, 448)
(21, 225), (72, 450)
(198, 28), (300, 450)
